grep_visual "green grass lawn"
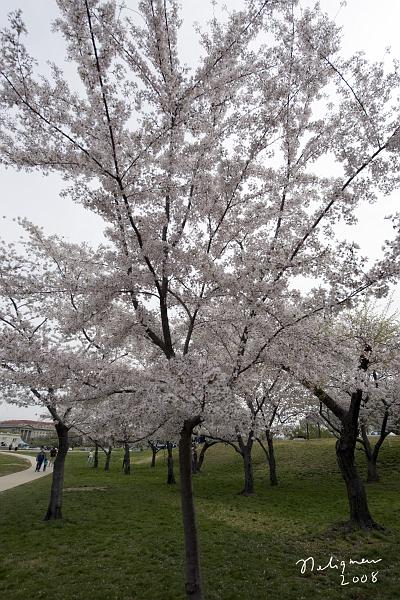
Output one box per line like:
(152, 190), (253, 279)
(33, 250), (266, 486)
(0, 452), (30, 476)
(0, 439), (399, 600)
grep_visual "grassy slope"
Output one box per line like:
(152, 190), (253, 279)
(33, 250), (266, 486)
(0, 452), (30, 476)
(0, 439), (399, 600)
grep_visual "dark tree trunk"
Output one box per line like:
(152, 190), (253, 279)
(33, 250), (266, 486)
(305, 353), (380, 530)
(240, 444), (254, 495)
(237, 430), (254, 496)
(336, 436), (375, 528)
(123, 442), (130, 475)
(360, 424), (379, 483)
(148, 441), (159, 468)
(367, 456), (379, 483)
(44, 422), (69, 521)
(266, 430), (278, 486)
(104, 447), (112, 471)
(197, 440), (217, 472)
(317, 422), (321, 438)
(151, 447), (157, 467)
(192, 444), (198, 474)
(336, 391), (378, 529)
(167, 441), (176, 485)
(257, 434), (278, 487)
(179, 417), (203, 600)
(360, 416), (389, 483)
(93, 442), (99, 468)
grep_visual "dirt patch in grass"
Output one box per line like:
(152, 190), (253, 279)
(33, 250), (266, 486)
(64, 486), (108, 492)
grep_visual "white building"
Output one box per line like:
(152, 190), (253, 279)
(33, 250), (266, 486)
(0, 420), (55, 444)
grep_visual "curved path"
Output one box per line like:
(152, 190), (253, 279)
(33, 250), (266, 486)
(0, 451), (51, 492)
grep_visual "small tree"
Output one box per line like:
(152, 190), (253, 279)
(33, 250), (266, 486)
(2, 1), (400, 596)
(0, 248), (72, 519)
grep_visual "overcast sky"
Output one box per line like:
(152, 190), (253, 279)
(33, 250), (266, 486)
(1, 0), (399, 421)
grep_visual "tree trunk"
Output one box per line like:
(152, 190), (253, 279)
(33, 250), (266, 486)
(149, 441), (159, 468)
(179, 417), (203, 600)
(123, 442), (130, 475)
(93, 442), (99, 468)
(236, 429), (255, 495)
(104, 447), (112, 471)
(266, 430), (278, 486)
(367, 456), (379, 483)
(192, 444), (199, 474)
(336, 391), (378, 529)
(360, 424), (376, 482)
(197, 440), (217, 472)
(361, 416), (389, 484)
(44, 422), (69, 521)
(336, 436), (376, 528)
(167, 441), (176, 485)
(240, 445), (254, 495)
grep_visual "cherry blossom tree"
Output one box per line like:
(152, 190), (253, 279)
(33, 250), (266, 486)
(148, 440), (162, 468)
(0, 252), (87, 519)
(198, 370), (266, 493)
(319, 366), (400, 483)
(2, 1), (400, 597)
(192, 438), (218, 474)
(201, 366), (314, 492)
(148, 439), (177, 482)
(346, 305), (400, 483)
(359, 395), (399, 483)
(0, 233), (157, 515)
(255, 372), (315, 486)
(274, 307), (400, 529)
(202, 392), (259, 496)
(313, 305), (400, 483)
(78, 407), (116, 470)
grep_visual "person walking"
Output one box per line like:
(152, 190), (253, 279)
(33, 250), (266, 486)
(42, 454), (49, 472)
(35, 450), (45, 472)
(87, 450), (94, 466)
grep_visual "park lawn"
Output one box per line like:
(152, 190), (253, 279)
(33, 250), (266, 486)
(0, 452), (30, 476)
(0, 439), (399, 600)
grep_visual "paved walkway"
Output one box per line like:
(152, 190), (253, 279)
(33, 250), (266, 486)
(0, 451), (51, 492)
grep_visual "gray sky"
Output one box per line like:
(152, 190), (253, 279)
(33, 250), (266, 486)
(1, 0), (399, 420)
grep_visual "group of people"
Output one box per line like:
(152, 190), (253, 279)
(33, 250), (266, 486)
(35, 447), (58, 472)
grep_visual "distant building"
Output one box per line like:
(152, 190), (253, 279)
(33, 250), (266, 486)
(0, 433), (27, 449)
(0, 420), (55, 443)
